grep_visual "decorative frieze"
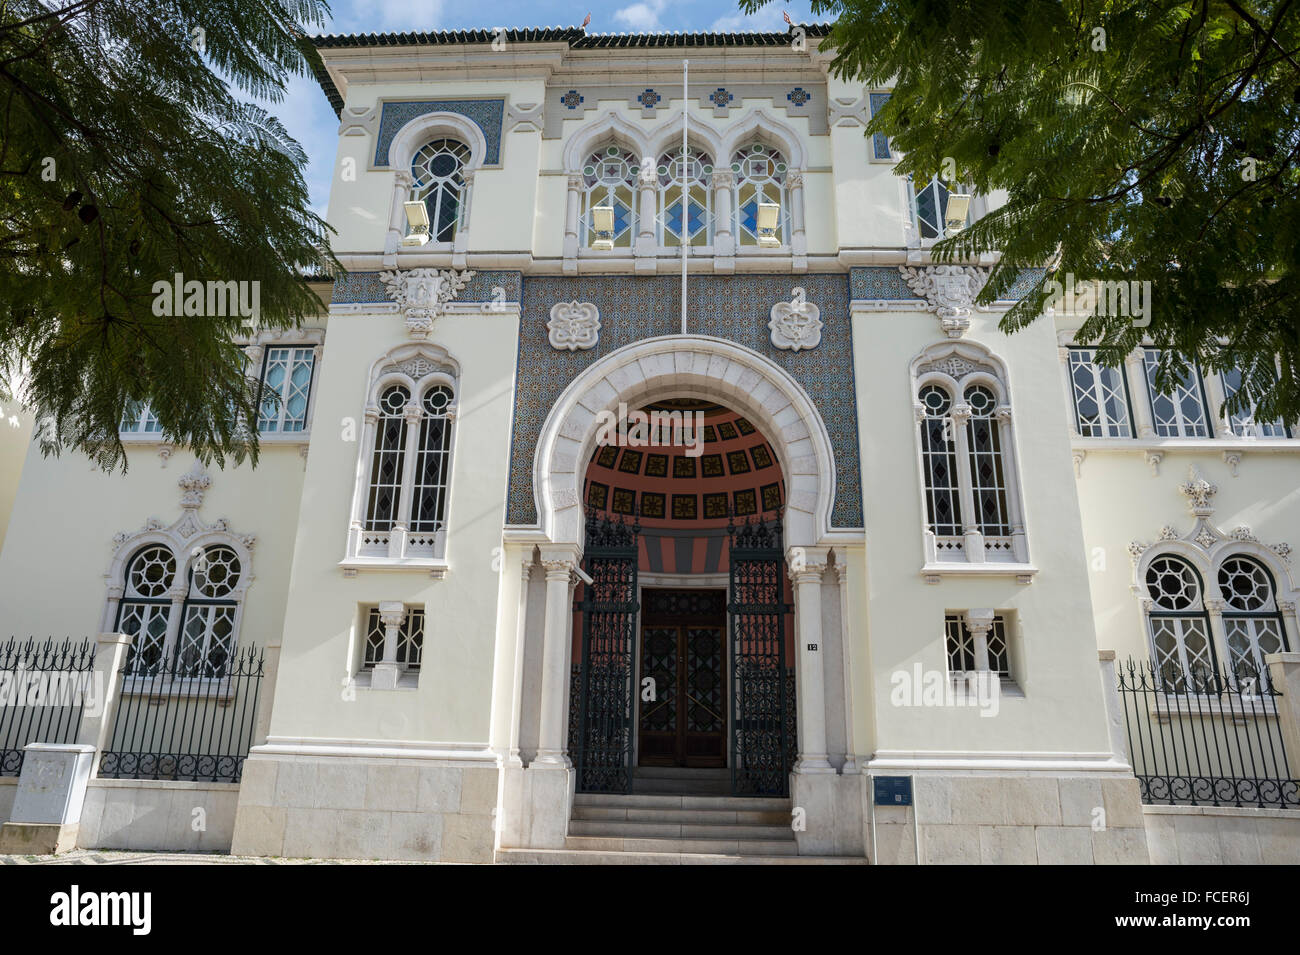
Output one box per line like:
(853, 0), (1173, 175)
(379, 268), (477, 337)
(898, 265), (991, 339)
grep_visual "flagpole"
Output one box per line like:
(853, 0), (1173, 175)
(681, 58), (688, 336)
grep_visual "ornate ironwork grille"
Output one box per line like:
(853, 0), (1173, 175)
(571, 512), (640, 793)
(728, 517), (794, 796)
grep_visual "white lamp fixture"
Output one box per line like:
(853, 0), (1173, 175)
(591, 205), (615, 250)
(401, 200), (431, 247)
(944, 193), (972, 235)
(756, 201), (780, 247)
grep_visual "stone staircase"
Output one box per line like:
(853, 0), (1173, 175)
(498, 769), (867, 864)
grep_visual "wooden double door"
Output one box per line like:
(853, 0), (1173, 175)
(637, 589), (727, 768)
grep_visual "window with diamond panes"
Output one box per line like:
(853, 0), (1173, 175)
(117, 545), (177, 674)
(911, 174), (970, 239)
(656, 146), (713, 246)
(364, 385), (410, 531)
(120, 400), (162, 435)
(1145, 555), (1216, 688)
(257, 346), (315, 433)
(731, 143), (787, 247)
(1068, 348), (1133, 437)
(1143, 349), (1210, 438)
(1218, 555), (1288, 681)
(964, 385), (1011, 536)
(918, 385), (962, 536)
(1220, 367), (1289, 438)
(581, 145), (638, 248)
(362, 607), (424, 671)
(411, 139), (470, 242)
(410, 385), (454, 535)
(944, 614), (1010, 676)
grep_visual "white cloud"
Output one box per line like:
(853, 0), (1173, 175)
(710, 7), (789, 32)
(614, 0), (668, 31)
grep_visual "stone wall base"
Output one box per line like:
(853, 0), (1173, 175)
(0, 821), (78, 854)
(1144, 805), (1300, 864)
(868, 772), (1149, 864)
(230, 753), (499, 863)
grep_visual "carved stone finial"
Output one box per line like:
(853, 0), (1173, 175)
(1178, 465), (1217, 518)
(769, 288), (823, 351)
(548, 301), (601, 351)
(898, 265), (990, 339)
(178, 461), (211, 510)
(378, 268), (476, 337)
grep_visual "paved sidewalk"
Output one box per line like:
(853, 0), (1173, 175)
(0, 850), (420, 865)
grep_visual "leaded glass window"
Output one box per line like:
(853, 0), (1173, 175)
(257, 346), (315, 433)
(581, 145), (638, 249)
(118, 545), (176, 674)
(410, 385), (454, 534)
(965, 385), (1010, 536)
(363, 606), (424, 671)
(731, 143), (787, 247)
(944, 614), (1010, 676)
(120, 401), (162, 434)
(1143, 349), (1210, 438)
(656, 146), (713, 246)
(918, 384), (961, 536)
(411, 139), (470, 242)
(176, 545), (241, 678)
(1220, 367), (1289, 438)
(1145, 555), (1216, 688)
(1068, 348), (1132, 437)
(364, 385), (410, 531)
(910, 174), (969, 239)
(1218, 555), (1288, 681)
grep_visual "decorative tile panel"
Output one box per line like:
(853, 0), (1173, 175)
(507, 274), (864, 529)
(373, 99), (506, 167)
(333, 270), (521, 305)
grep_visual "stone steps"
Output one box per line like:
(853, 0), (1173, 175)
(497, 848), (869, 865)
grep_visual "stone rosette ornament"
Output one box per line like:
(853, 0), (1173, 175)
(548, 301), (601, 351)
(768, 287), (822, 351)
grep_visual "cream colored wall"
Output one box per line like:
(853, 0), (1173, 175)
(264, 307), (519, 745)
(0, 440), (306, 646)
(851, 307), (1114, 758)
(0, 405), (33, 552)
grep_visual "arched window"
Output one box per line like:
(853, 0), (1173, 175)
(410, 139), (471, 242)
(657, 146), (713, 246)
(1145, 555), (1216, 688)
(964, 384), (1010, 536)
(117, 543), (246, 677)
(580, 145), (639, 249)
(117, 545), (177, 674)
(731, 143), (788, 247)
(352, 361), (457, 565)
(1218, 555), (1288, 680)
(917, 384), (962, 540)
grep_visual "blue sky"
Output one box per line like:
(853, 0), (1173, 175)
(267, 0), (819, 218)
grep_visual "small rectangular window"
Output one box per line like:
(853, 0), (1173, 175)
(120, 400), (162, 434)
(1068, 348), (1132, 437)
(945, 613), (1010, 676)
(362, 606), (424, 671)
(1220, 367), (1288, 438)
(257, 346), (315, 433)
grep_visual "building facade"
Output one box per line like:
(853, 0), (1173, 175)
(1, 27), (1298, 864)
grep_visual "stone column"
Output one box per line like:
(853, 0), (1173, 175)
(383, 170), (414, 264)
(963, 608), (996, 672)
(1265, 652), (1300, 780)
(788, 169), (808, 265)
(834, 562), (859, 773)
(635, 175), (657, 259)
(535, 546), (579, 767)
(563, 173), (582, 272)
(996, 405), (1029, 563)
(711, 169), (735, 263)
(949, 403), (984, 561)
(1204, 597), (1228, 680)
(507, 557), (534, 769)
(1124, 348), (1156, 438)
(452, 170), (472, 268)
(1058, 346), (1080, 437)
(915, 402), (940, 564)
(370, 601), (406, 690)
(790, 546), (833, 773)
(347, 406), (379, 556)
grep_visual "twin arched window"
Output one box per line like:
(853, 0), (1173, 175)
(410, 138), (471, 242)
(916, 359), (1022, 564)
(116, 543), (244, 677)
(353, 370), (456, 563)
(1144, 553), (1289, 686)
(578, 141), (790, 250)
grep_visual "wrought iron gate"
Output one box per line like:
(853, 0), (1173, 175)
(728, 516), (794, 796)
(570, 511), (640, 793)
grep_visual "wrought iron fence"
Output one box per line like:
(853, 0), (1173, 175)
(0, 638), (97, 776)
(99, 643), (264, 784)
(1117, 657), (1299, 808)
